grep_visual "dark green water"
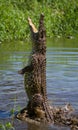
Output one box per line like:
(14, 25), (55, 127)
(0, 38), (78, 130)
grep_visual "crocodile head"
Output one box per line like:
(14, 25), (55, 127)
(28, 14), (46, 55)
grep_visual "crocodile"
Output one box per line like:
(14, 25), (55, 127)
(16, 14), (78, 129)
(17, 14), (54, 123)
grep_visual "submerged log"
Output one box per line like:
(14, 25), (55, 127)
(16, 14), (78, 129)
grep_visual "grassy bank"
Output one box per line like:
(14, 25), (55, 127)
(0, 0), (78, 42)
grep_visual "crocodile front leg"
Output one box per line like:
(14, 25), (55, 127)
(18, 65), (33, 74)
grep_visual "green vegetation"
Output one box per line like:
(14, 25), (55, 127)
(0, 0), (78, 42)
(0, 122), (15, 130)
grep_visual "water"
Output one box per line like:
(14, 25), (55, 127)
(0, 38), (78, 130)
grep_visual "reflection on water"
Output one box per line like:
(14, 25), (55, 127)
(0, 38), (78, 130)
(14, 120), (70, 130)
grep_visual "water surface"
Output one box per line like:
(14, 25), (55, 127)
(0, 38), (78, 130)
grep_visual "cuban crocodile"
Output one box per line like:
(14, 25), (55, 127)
(16, 14), (78, 129)
(18, 14), (54, 123)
